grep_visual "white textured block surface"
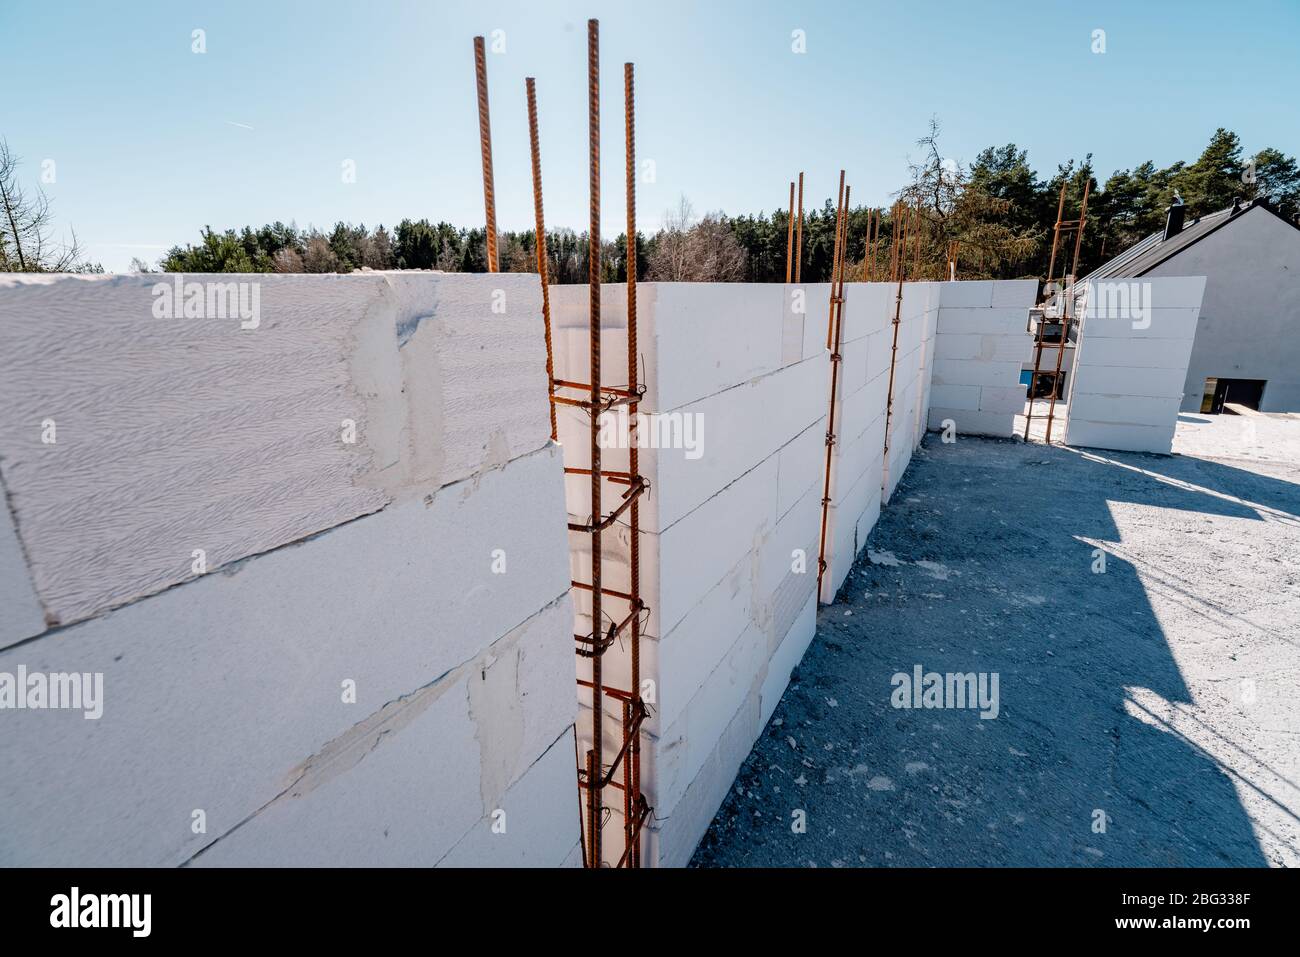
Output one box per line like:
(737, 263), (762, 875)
(0, 445), (574, 867)
(1068, 393), (1183, 429)
(0, 272), (551, 629)
(1079, 306), (1201, 340)
(990, 279), (1039, 308)
(0, 493), (45, 648)
(979, 385), (1030, 415)
(930, 383), (982, 412)
(1084, 275), (1206, 308)
(936, 280), (995, 308)
(932, 358), (1024, 388)
(1064, 419), (1176, 454)
(927, 407), (1019, 437)
(1075, 336), (1196, 371)
(1070, 365), (1189, 399)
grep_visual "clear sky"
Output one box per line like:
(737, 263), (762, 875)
(5, 0), (1298, 272)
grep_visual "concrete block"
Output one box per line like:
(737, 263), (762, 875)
(1064, 419), (1176, 454)
(854, 484), (883, 548)
(651, 683), (761, 867)
(193, 659), (486, 866)
(1084, 275), (1206, 309)
(651, 354), (826, 532)
(654, 283), (787, 409)
(932, 358), (1023, 388)
(791, 284), (835, 362)
(1069, 365), (1188, 399)
(933, 333), (985, 362)
(1079, 306), (1201, 340)
(979, 385), (1030, 415)
(927, 407), (1018, 438)
(1075, 336), (1196, 371)
(0, 445), (574, 867)
(1067, 393), (1183, 429)
(930, 383), (982, 412)
(759, 591), (817, 726)
(436, 730), (580, 867)
(936, 280), (995, 308)
(654, 475), (818, 732)
(776, 421), (827, 521)
(652, 622), (769, 817)
(656, 455), (779, 635)
(840, 283), (895, 340)
(0, 491), (45, 648)
(936, 306), (1029, 336)
(0, 272), (551, 628)
(990, 279), (1039, 308)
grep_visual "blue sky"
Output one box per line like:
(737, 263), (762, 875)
(5, 0), (1298, 272)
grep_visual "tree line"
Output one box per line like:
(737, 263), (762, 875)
(4, 127), (1296, 280)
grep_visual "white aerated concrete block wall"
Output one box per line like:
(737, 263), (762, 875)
(0, 272), (579, 867)
(552, 282), (827, 867)
(818, 282), (938, 603)
(1064, 276), (1207, 454)
(927, 279), (1038, 437)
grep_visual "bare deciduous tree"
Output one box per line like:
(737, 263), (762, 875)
(0, 139), (97, 272)
(647, 195), (747, 282)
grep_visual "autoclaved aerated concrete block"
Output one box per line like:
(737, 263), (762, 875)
(0, 272), (578, 868)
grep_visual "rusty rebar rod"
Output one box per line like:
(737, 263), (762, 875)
(883, 201), (907, 461)
(526, 78), (557, 441)
(816, 172), (847, 596)
(584, 16), (604, 869)
(794, 172), (805, 283)
(785, 180), (796, 283)
(473, 36), (499, 272)
(623, 58), (645, 869)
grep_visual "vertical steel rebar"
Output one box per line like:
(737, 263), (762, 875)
(794, 172), (805, 283)
(526, 78), (558, 442)
(623, 58), (643, 869)
(816, 173), (847, 597)
(785, 181), (796, 283)
(585, 17), (603, 869)
(473, 36), (499, 272)
(883, 202), (907, 461)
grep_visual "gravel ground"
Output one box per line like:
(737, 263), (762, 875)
(691, 423), (1300, 867)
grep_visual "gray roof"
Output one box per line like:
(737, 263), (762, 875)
(1082, 198), (1297, 281)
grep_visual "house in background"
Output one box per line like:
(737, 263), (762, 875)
(1081, 197), (1300, 413)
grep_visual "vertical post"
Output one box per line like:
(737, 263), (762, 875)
(623, 58), (643, 869)
(585, 16), (603, 870)
(794, 172), (805, 283)
(785, 181), (796, 283)
(526, 78), (557, 442)
(816, 173), (847, 598)
(474, 36), (499, 272)
(883, 201), (907, 462)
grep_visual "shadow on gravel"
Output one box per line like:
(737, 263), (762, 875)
(691, 435), (1292, 867)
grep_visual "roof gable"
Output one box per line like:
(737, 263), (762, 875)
(1083, 199), (1300, 280)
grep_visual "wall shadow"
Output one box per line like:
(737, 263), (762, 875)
(692, 435), (1291, 867)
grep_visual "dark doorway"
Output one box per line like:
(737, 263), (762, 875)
(1026, 370), (1067, 400)
(1201, 377), (1267, 414)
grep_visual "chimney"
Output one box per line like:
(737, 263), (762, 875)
(1163, 199), (1186, 240)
